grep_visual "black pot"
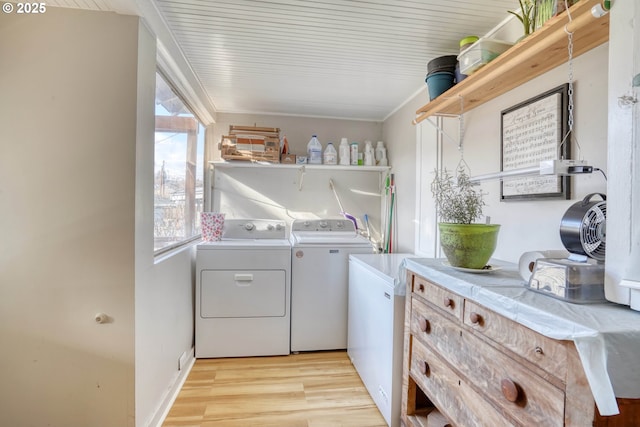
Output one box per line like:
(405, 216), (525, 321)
(427, 55), (458, 75)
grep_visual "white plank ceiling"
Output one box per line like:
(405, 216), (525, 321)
(48, 0), (517, 120)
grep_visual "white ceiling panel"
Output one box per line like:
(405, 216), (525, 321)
(153, 0), (516, 120)
(49, 0), (517, 120)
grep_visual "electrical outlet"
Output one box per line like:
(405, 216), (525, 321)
(539, 159), (592, 175)
(378, 385), (389, 405)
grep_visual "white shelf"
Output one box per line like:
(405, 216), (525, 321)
(210, 160), (390, 172)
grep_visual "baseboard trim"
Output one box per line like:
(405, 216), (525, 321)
(148, 347), (195, 427)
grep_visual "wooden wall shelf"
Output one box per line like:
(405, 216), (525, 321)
(413, 0), (609, 124)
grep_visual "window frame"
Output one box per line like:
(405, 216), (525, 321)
(153, 70), (206, 256)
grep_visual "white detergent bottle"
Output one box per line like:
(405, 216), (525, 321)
(364, 140), (374, 166)
(307, 135), (322, 164)
(375, 141), (386, 164)
(378, 148), (388, 166)
(338, 138), (350, 165)
(323, 142), (337, 165)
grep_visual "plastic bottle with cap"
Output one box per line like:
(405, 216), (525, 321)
(375, 141), (386, 165)
(378, 149), (388, 166)
(338, 138), (350, 166)
(364, 140), (374, 166)
(350, 142), (359, 166)
(307, 135), (322, 165)
(323, 142), (337, 165)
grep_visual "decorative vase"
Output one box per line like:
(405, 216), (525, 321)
(438, 223), (500, 269)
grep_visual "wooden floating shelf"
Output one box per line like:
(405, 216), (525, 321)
(413, 0), (609, 124)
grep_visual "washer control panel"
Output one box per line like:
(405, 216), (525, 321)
(291, 219), (354, 233)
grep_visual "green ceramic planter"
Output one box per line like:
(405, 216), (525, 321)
(438, 223), (501, 269)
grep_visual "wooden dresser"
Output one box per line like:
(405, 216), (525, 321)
(401, 263), (640, 427)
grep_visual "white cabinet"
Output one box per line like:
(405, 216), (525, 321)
(605, 0), (640, 310)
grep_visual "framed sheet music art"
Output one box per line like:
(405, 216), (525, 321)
(500, 84), (571, 201)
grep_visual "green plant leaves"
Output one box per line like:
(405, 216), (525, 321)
(431, 166), (485, 224)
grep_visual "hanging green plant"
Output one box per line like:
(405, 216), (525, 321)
(430, 166), (501, 269)
(430, 166), (485, 224)
(509, 0), (537, 37)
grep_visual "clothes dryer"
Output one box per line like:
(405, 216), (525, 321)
(195, 219), (291, 358)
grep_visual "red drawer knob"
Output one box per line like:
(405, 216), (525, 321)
(501, 378), (519, 402)
(419, 317), (430, 333)
(469, 312), (482, 324)
(420, 361), (430, 376)
(444, 297), (454, 308)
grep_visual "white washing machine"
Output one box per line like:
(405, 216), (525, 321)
(195, 219), (291, 358)
(290, 218), (374, 352)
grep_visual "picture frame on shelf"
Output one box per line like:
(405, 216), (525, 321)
(500, 83), (571, 201)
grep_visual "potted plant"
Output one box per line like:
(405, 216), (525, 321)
(509, 0), (537, 38)
(431, 166), (500, 269)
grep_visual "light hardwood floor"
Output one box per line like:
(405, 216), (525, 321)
(162, 350), (388, 427)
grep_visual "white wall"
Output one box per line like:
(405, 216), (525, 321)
(210, 112), (387, 244)
(0, 8), (198, 427)
(0, 8), (139, 426)
(212, 165), (388, 247)
(382, 91), (428, 254)
(135, 248), (195, 427)
(410, 43), (608, 262)
(133, 21), (197, 427)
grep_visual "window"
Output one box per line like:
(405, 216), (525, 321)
(154, 71), (205, 253)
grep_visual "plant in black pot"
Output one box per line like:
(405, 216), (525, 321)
(431, 166), (500, 269)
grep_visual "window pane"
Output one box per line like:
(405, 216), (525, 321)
(154, 72), (205, 252)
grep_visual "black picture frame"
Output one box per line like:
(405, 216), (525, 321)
(500, 83), (571, 201)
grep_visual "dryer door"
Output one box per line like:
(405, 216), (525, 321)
(200, 270), (286, 318)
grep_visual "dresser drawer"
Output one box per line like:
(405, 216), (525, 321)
(426, 409), (452, 427)
(410, 337), (510, 427)
(463, 299), (567, 380)
(457, 325), (565, 426)
(411, 296), (462, 356)
(412, 275), (462, 320)
(412, 297), (565, 426)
